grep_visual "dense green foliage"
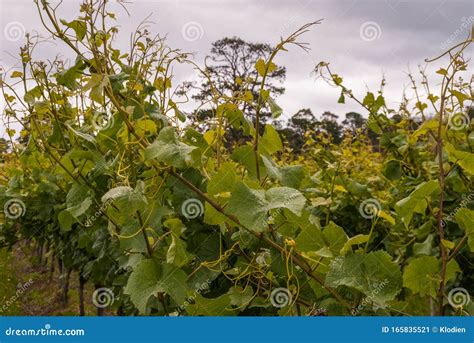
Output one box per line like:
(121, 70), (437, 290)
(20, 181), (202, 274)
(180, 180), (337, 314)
(0, 0), (473, 316)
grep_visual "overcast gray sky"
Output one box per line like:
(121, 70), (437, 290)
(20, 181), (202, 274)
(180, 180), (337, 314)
(1, 0), (473, 138)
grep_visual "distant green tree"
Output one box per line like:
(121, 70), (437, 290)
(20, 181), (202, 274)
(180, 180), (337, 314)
(342, 112), (365, 131)
(193, 37), (286, 114)
(277, 108), (315, 151)
(290, 108), (316, 133)
(188, 37), (286, 147)
(317, 111), (343, 143)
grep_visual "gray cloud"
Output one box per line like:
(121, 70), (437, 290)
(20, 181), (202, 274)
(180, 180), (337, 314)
(1, 0), (472, 137)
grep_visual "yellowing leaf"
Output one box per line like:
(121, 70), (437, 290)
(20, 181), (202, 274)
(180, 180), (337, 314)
(255, 59), (266, 77)
(441, 239), (455, 250)
(378, 210), (395, 225)
(154, 77), (172, 92)
(135, 119), (157, 136)
(10, 71), (23, 78)
(427, 94), (439, 103)
(413, 119), (438, 138)
(255, 58), (277, 77)
(215, 192), (231, 198)
(334, 185), (347, 193)
(203, 130), (217, 145)
(147, 236), (155, 247)
(340, 234), (370, 254)
(450, 90), (470, 106)
(133, 83), (144, 92)
(243, 90), (253, 102)
(311, 197), (332, 207)
(415, 101), (428, 111)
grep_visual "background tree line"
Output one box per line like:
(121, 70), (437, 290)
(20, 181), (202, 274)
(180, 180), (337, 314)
(184, 36), (473, 153)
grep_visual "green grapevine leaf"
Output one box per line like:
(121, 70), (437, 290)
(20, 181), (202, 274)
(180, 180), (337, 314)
(340, 234), (370, 255)
(382, 160), (402, 180)
(124, 259), (161, 314)
(455, 208), (474, 251)
(145, 127), (196, 168)
(445, 143), (474, 175)
(164, 218), (190, 267)
(268, 97), (283, 118)
(60, 19), (87, 40)
(323, 221), (348, 256)
(228, 286), (254, 307)
(326, 251), (402, 304)
(58, 210), (74, 232)
(262, 155), (305, 188)
(124, 259), (187, 314)
(227, 183), (267, 231)
(259, 125), (283, 155)
(402, 256), (460, 298)
(403, 256), (439, 297)
(295, 224), (325, 252)
(395, 180), (439, 226)
(227, 183), (306, 232)
(186, 293), (236, 316)
(266, 187), (306, 215)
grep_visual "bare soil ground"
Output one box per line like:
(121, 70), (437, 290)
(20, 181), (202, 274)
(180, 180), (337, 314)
(0, 242), (99, 316)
